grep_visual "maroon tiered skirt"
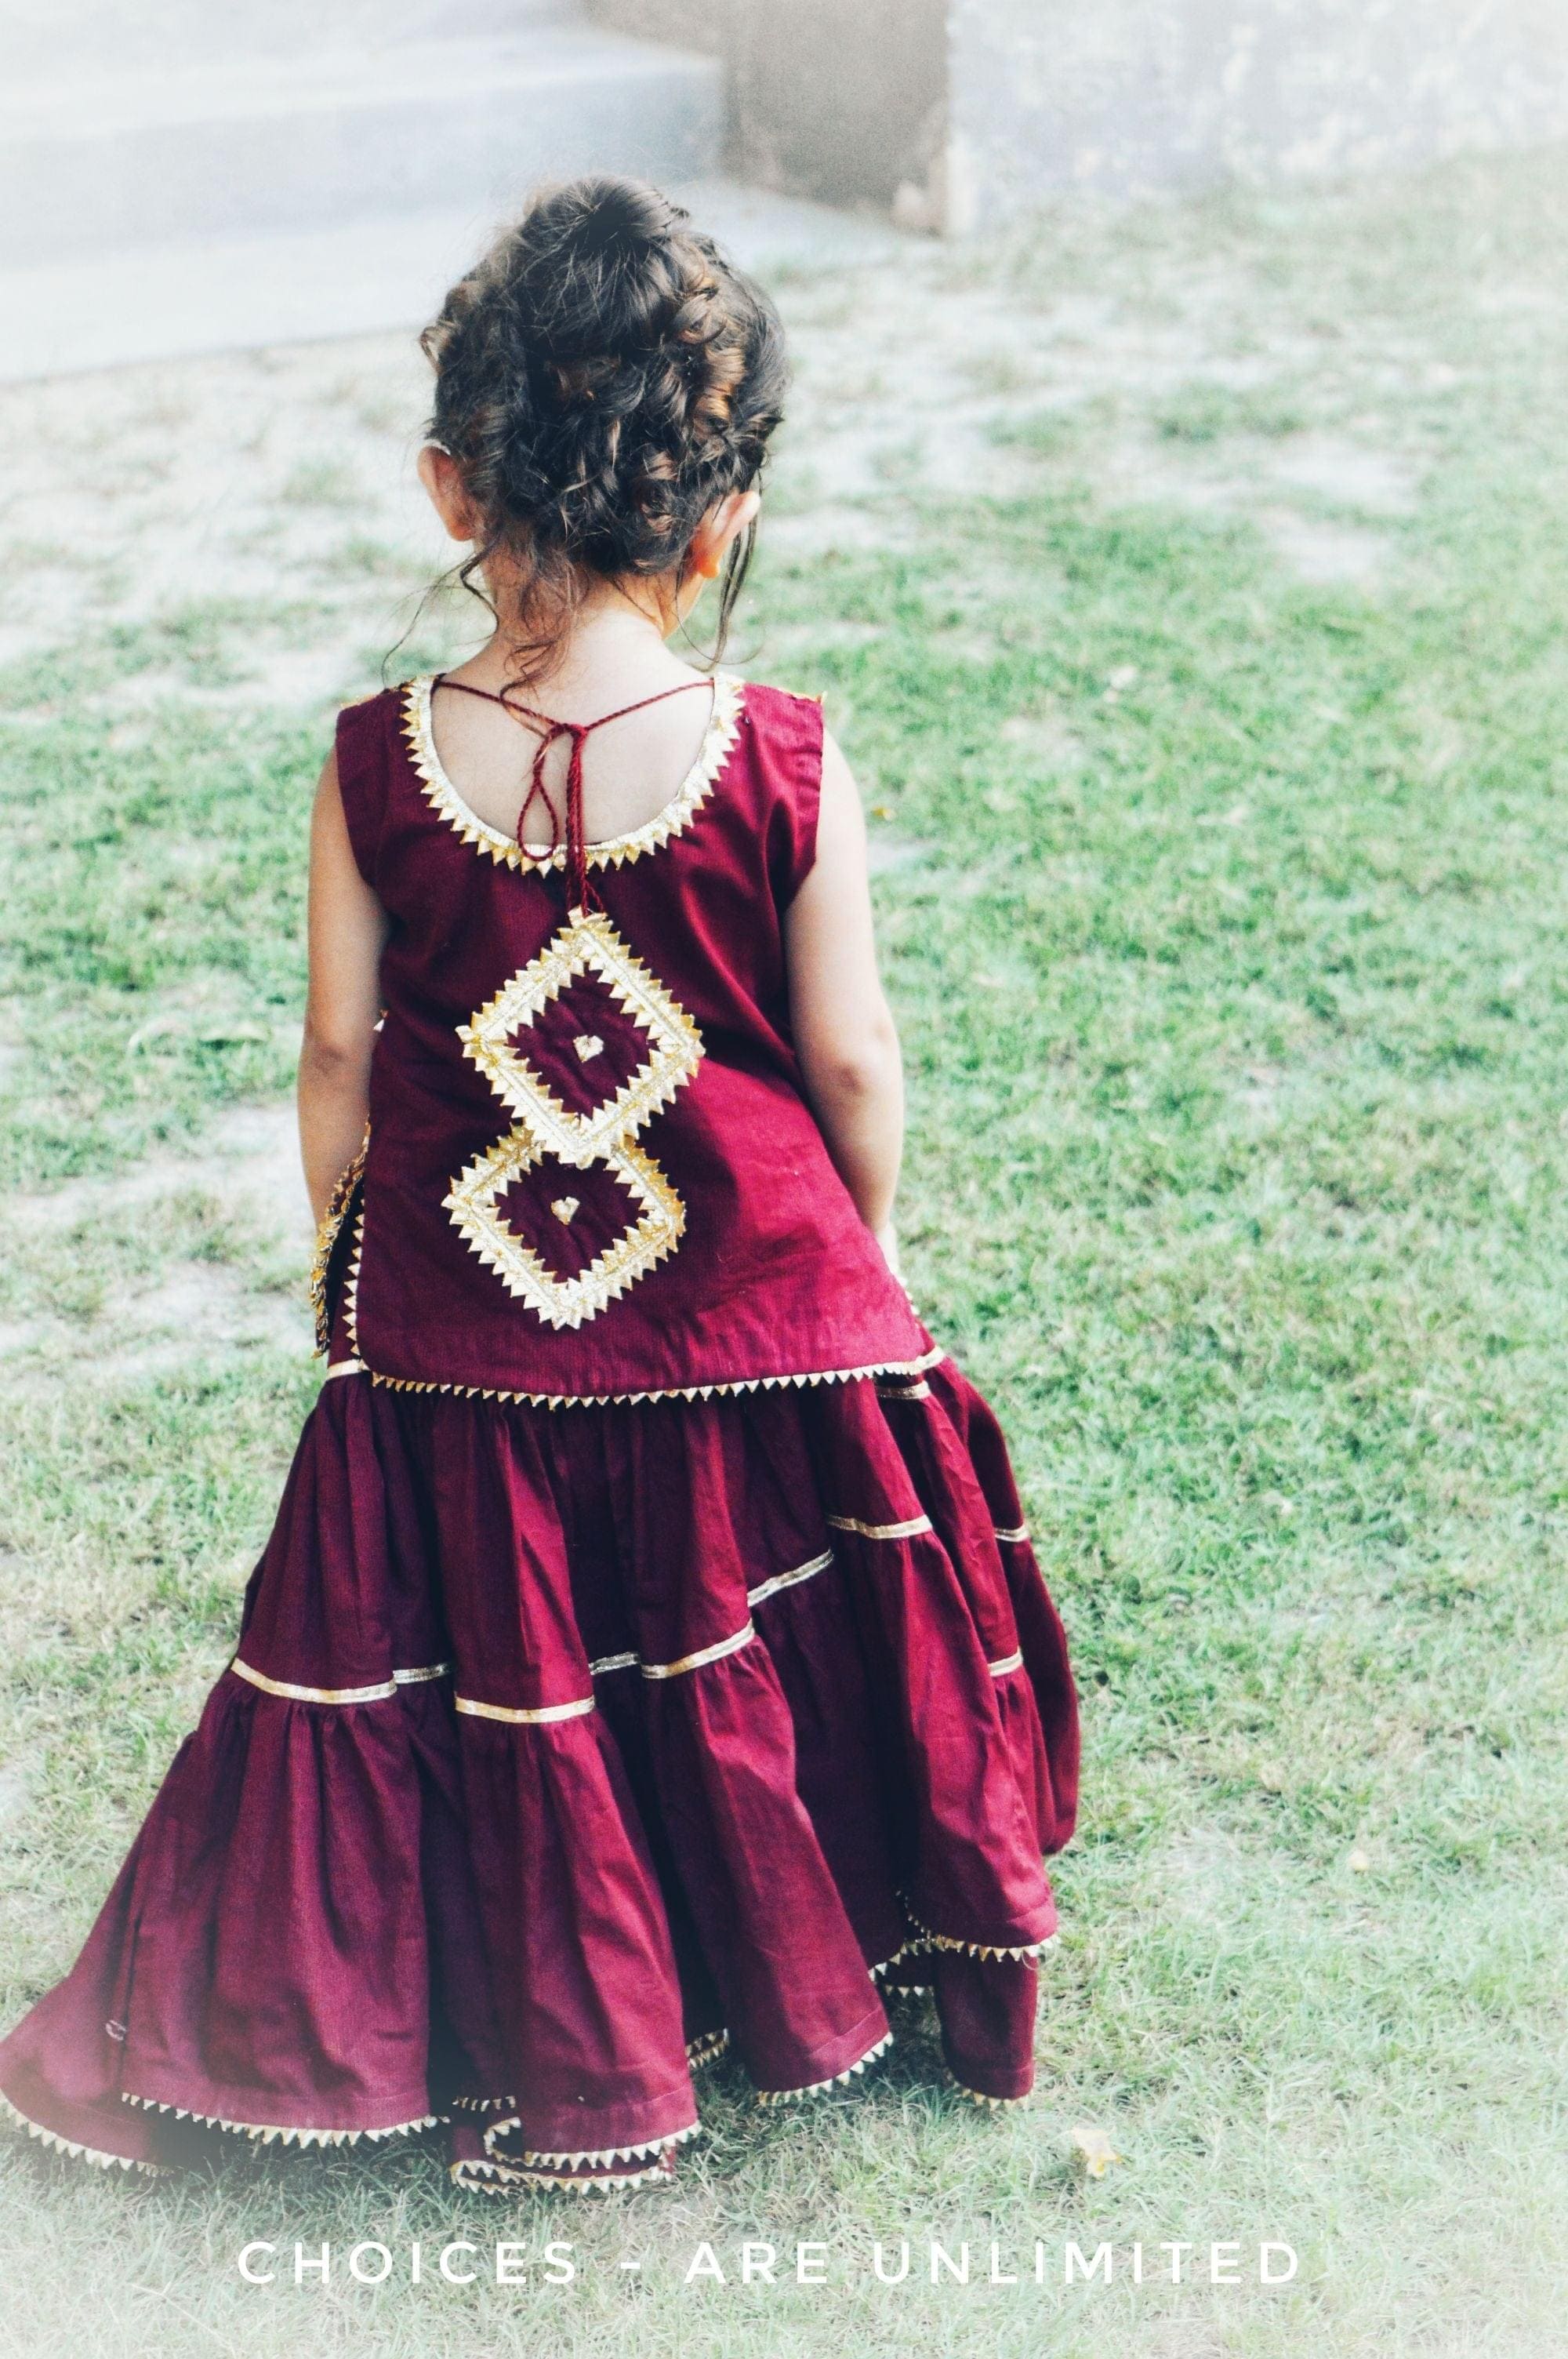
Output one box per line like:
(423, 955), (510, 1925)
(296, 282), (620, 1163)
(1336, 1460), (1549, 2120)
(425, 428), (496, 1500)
(0, 1352), (1078, 2190)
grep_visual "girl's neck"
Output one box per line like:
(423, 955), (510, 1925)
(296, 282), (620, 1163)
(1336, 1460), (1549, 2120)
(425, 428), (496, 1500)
(453, 584), (702, 719)
(427, 580), (721, 850)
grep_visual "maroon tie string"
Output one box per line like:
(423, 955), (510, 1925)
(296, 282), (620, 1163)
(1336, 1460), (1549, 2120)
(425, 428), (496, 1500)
(433, 673), (714, 914)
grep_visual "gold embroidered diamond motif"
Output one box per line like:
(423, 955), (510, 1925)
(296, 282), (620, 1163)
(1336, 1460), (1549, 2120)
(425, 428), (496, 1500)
(445, 1132), (684, 1331)
(445, 907), (704, 1329)
(456, 907), (702, 1165)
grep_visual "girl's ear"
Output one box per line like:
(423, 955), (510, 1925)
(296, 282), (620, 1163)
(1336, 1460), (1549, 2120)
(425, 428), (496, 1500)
(418, 444), (477, 543)
(687, 486), (762, 580)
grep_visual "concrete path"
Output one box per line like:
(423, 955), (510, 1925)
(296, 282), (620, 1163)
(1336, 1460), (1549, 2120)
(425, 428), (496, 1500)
(0, 180), (899, 384)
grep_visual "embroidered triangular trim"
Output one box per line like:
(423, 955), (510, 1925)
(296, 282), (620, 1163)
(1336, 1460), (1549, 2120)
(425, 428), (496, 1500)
(480, 2118), (701, 2171)
(121, 2091), (442, 2146)
(753, 2028), (893, 2105)
(401, 671), (744, 874)
(0, 2089), (167, 2177)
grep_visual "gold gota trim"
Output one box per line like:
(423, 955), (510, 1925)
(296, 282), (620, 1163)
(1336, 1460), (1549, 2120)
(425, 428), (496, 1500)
(455, 1692), (594, 1725)
(993, 1523), (1031, 1544)
(403, 670), (745, 874)
(746, 1547), (835, 1608)
(872, 1939), (923, 1980)
(870, 1940), (931, 1997)
(901, 1900), (1056, 1964)
(481, 2118), (700, 2172)
(452, 2152), (678, 2195)
(590, 1649), (640, 1678)
(639, 1622), (754, 1680)
(588, 1552), (833, 1683)
(323, 1358), (367, 1382)
(307, 1129), (368, 1356)
(948, 2074), (1033, 2110)
(343, 1203), (368, 1363)
(346, 1343), (947, 1411)
(229, 1658), (451, 1706)
(826, 1512), (933, 1542)
(877, 1379), (932, 1401)
(0, 2089), (168, 2178)
(447, 2088), (692, 2145)
(687, 2027), (730, 2069)
(988, 1649), (1025, 1678)
(589, 1633), (754, 1681)
(753, 2028), (893, 2106)
(122, 2091), (441, 2147)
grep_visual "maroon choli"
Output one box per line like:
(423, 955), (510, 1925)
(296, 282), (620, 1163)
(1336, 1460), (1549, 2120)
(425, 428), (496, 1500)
(332, 674), (931, 1401)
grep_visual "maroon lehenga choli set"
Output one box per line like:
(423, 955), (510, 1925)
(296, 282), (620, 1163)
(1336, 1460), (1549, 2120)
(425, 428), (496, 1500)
(0, 673), (1079, 2190)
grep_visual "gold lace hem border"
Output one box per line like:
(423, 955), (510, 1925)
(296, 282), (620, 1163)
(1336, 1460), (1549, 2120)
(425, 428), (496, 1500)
(479, 2117), (701, 2171)
(0, 2088), (169, 2178)
(450, 2026), (730, 2112)
(122, 2090), (441, 2147)
(450, 2151), (679, 2194)
(901, 1899), (1058, 1965)
(685, 2026), (730, 2069)
(947, 2071), (1033, 2110)
(3, 1943), (1029, 2185)
(753, 2027), (893, 2106)
(329, 1336), (949, 1411)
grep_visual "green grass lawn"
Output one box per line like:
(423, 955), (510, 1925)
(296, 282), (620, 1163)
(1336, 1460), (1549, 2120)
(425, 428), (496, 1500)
(2, 150), (1567, 2358)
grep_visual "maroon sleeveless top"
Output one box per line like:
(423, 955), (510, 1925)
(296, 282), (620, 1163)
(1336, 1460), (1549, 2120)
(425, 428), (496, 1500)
(325, 672), (933, 1405)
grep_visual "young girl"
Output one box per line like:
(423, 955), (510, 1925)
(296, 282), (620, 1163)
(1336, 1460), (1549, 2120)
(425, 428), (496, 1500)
(0, 177), (1078, 2193)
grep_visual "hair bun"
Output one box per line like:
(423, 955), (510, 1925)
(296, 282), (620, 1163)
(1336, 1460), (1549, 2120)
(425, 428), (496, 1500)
(564, 177), (684, 261)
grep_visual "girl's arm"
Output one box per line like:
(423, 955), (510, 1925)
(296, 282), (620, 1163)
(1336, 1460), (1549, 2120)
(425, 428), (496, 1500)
(298, 751), (389, 1224)
(783, 729), (905, 1267)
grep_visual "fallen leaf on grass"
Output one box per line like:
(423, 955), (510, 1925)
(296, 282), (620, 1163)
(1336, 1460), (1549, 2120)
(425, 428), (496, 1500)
(1070, 2124), (1123, 2178)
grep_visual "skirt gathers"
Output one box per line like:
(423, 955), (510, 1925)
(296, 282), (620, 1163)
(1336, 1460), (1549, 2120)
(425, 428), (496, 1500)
(0, 1352), (1079, 2193)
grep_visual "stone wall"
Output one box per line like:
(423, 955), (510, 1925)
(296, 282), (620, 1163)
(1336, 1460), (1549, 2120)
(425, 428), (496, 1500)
(590, 0), (946, 203)
(947, 0), (1568, 221)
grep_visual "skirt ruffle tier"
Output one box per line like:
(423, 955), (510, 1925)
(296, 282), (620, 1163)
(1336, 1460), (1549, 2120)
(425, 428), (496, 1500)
(0, 1353), (1078, 2191)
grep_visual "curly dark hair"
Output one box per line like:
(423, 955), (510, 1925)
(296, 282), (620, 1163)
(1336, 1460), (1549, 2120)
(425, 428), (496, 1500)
(419, 175), (789, 680)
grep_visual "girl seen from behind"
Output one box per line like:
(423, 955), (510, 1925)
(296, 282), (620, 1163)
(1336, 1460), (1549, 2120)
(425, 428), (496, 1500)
(0, 176), (1079, 2191)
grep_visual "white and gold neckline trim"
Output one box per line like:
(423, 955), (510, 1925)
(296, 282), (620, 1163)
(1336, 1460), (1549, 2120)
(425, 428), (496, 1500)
(401, 671), (745, 873)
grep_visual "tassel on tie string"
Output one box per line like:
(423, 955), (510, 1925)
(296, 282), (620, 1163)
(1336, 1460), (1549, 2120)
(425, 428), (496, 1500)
(433, 672), (715, 916)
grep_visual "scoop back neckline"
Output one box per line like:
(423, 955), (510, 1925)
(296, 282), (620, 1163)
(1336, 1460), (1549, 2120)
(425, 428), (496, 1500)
(399, 670), (746, 874)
